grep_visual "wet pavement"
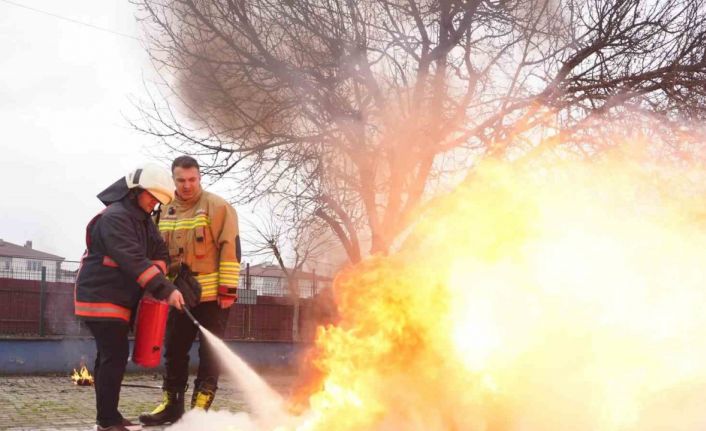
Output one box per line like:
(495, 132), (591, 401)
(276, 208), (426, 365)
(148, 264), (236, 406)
(0, 370), (296, 431)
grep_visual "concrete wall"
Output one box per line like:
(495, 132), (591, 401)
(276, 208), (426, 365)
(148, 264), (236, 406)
(0, 338), (304, 375)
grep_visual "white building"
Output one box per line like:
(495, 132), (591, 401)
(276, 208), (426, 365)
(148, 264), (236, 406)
(0, 239), (67, 282)
(245, 263), (332, 298)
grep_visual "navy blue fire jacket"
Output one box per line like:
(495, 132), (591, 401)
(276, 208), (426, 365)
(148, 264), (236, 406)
(74, 195), (175, 322)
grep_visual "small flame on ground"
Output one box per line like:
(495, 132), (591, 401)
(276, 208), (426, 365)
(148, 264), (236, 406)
(70, 365), (94, 386)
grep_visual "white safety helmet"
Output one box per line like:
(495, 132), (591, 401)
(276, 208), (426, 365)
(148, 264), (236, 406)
(125, 163), (175, 205)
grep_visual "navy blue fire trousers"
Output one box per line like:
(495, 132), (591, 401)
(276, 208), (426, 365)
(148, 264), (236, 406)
(85, 319), (130, 428)
(162, 301), (230, 392)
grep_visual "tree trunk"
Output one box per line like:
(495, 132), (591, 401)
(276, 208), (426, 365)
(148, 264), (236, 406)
(289, 275), (300, 342)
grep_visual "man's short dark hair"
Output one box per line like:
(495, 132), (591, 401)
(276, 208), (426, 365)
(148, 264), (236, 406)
(171, 155), (200, 173)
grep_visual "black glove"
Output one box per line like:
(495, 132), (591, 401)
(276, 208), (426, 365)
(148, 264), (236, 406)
(149, 279), (178, 301)
(174, 263), (202, 309)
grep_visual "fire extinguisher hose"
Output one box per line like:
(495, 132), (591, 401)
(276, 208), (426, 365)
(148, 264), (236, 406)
(183, 306), (201, 328)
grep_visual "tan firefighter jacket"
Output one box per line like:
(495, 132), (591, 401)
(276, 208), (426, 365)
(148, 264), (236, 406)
(157, 190), (241, 302)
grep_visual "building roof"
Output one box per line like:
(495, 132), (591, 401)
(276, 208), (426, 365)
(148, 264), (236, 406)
(0, 239), (64, 261)
(247, 263), (332, 281)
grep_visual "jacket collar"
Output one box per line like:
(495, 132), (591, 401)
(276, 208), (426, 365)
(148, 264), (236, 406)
(174, 189), (203, 211)
(119, 195), (149, 220)
(97, 177), (129, 206)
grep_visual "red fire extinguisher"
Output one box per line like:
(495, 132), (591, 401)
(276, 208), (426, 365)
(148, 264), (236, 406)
(132, 294), (169, 368)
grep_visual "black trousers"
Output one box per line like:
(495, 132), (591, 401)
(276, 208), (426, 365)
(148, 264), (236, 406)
(163, 301), (230, 391)
(85, 320), (129, 428)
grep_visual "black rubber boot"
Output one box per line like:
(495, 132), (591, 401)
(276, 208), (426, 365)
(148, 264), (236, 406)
(190, 382), (217, 411)
(138, 389), (185, 426)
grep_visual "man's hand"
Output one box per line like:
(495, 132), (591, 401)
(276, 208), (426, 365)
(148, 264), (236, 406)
(167, 289), (185, 310)
(217, 294), (237, 309)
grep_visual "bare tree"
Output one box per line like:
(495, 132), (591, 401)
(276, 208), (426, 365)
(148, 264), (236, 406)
(246, 200), (337, 340)
(132, 0), (706, 263)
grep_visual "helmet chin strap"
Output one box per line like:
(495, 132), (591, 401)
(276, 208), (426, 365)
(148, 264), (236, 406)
(152, 203), (163, 225)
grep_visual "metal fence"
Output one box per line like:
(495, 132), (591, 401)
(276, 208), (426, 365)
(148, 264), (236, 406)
(246, 274), (327, 298)
(0, 256), (77, 282)
(0, 258), (336, 342)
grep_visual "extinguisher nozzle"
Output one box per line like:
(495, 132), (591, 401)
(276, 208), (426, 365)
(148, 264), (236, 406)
(183, 307), (201, 328)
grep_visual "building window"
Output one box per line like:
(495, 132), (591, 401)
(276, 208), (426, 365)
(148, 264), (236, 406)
(0, 257), (10, 271)
(26, 260), (42, 271)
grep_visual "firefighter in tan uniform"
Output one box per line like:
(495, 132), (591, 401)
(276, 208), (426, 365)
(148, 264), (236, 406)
(140, 156), (241, 426)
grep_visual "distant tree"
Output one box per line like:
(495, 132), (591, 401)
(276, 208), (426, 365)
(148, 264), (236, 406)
(246, 201), (336, 341)
(133, 0), (706, 263)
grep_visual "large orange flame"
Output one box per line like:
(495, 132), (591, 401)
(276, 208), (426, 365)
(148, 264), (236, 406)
(294, 152), (706, 431)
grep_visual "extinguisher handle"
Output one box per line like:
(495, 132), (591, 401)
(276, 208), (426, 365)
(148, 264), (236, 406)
(183, 306), (201, 328)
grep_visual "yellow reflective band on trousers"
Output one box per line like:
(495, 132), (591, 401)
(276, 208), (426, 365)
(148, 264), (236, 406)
(159, 214), (210, 231)
(195, 272), (218, 301)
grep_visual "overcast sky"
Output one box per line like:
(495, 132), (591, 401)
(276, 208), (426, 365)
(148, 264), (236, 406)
(0, 1), (243, 262)
(0, 1), (163, 260)
(0, 1), (345, 276)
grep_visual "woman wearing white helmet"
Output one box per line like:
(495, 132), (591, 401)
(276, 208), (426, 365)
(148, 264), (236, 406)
(75, 163), (184, 431)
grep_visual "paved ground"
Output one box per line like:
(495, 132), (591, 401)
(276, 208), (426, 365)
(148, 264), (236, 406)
(0, 370), (296, 431)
